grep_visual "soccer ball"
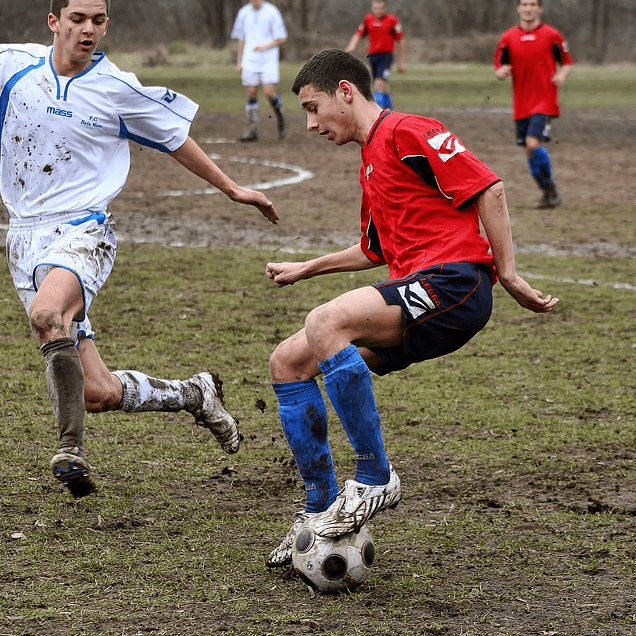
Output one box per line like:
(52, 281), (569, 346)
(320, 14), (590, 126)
(292, 518), (375, 593)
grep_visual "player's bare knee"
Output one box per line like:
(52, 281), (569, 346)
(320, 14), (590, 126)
(269, 343), (288, 381)
(29, 307), (65, 340)
(305, 305), (339, 341)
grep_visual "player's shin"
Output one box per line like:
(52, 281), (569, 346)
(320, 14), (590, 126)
(273, 379), (339, 513)
(41, 337), (86, 451)
(528, 146), (554, 189)
(319, 345), (390, 486)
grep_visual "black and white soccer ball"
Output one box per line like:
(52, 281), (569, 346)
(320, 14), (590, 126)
(292, 518), (375, 593)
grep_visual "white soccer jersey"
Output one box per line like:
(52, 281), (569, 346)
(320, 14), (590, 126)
(231, 2), (287, 72)
(0, 44), (198, 221)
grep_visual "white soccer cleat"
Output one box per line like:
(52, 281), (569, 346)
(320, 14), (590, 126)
(267, 510), (316, 569)
(311, 465), (401, 538)
(188, 372), (240, 454)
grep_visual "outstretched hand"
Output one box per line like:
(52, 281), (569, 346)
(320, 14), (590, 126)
(235, 187), (279, 224)
(500, 274), (559, 313)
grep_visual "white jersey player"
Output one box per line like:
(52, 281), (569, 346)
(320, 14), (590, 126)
(231, 0), (288, 142)
(0, 0), (279, 499)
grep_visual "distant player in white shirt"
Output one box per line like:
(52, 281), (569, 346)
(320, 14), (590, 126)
(231, 0), (288, 142)
(0, 0), (280, 499)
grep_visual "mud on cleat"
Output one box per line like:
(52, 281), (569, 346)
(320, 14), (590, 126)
(311, 465), (401, 538)
(50, 447), (96, 499)
(189, 372), (241, 454)
(267, 510), (315, 569)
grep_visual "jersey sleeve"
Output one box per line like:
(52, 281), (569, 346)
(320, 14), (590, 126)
(553, 29), (574, 65)
(391, 15), (405, 41)
(105, 73), (199, 153)
(230, 8), (246, 41)
(269, 7), (288, 40)
(494, 31), (510, 68)
(395, 118), (500, 209)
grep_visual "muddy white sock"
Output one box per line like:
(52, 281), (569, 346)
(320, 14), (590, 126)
(112, 370), (200, 413)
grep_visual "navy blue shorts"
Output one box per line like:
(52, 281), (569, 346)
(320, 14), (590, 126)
(369, 53), (393, 81)
(516, 114), (552, 145)
(369, 263), (493, 376)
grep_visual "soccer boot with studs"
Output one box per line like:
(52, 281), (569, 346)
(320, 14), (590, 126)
(50, 446), (96, 499)
(188, 372), (240, 454)
(267, 510), (316, 568)
(311, 465), (401, 538)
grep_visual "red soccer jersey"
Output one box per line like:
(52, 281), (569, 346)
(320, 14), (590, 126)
(356, 13), (404, 54)
(494, 22), (573, 120)
(359, 111), (499, 280)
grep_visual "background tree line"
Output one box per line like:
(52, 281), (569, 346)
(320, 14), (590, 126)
(1, 0), (635, 64)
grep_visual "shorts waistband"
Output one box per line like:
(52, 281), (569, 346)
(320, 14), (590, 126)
(9, 210), (109, 229)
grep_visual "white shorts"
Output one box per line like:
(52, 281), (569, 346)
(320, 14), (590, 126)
(241, 65), (280, 87)
(6, 211), (117, 342)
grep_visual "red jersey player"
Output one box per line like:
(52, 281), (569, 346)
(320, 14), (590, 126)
(264, 49), (559, 569)
(345, 0), (405, 110)
(495, 0), (573, 208)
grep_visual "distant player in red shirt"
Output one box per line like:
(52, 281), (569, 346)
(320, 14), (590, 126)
(345, 0), (405, 110)
(495, 0), (573, 208)
(265, 49), (559, 569)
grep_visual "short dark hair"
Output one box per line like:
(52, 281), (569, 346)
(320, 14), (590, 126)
(518, 0), (543, 5)
(292, 49), (374, 101)
(50, 0), (110, 18)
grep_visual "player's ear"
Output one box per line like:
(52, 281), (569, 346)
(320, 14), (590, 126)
(338, 80), (354, 103)
(48, 13), (60, 35)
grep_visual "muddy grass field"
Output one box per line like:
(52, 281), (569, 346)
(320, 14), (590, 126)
(1, 104), (635, 635)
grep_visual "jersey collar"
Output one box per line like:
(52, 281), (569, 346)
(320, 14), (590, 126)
(365, 109), (393, 147)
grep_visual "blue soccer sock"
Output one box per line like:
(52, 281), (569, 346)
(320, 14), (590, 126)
(373, 91), (384, 108)
(319, 345), (390, 486)
(383, 92), (393, 110)
(273, 379), (339, 513)
(528, 146), (554, 189)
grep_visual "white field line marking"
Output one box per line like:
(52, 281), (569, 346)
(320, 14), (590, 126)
(517, 271), (636, 291)
(125, 153), (314, 198)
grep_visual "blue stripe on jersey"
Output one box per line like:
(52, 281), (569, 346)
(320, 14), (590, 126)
(118, 117), (171, 153)
(0, 56), (46, 157)
(100, 72), (195, 124)
(50, 50), (107, 101)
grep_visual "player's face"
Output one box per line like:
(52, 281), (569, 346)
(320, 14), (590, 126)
(48, 0), (109, 75)
(298, 85), (356, 147)
(517, 0), (543, 25)
(371, 2), (387, 18)
(249, 0), (264, 9)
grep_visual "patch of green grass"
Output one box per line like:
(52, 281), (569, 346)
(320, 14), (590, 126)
(0, 243), (635, 635)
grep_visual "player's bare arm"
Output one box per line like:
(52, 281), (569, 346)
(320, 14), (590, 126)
(254, 37), (287, 52)
(477, 182), (559, 313)
(345, 33), (362, 53)
(170, 137), (279, 224)
(266, 244), (381, 287)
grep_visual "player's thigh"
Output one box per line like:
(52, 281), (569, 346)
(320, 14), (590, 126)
(30, 267), (84, 328)
(305, 286), (403, 350)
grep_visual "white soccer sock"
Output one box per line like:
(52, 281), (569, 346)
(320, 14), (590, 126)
(112, 370), (199, 413)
